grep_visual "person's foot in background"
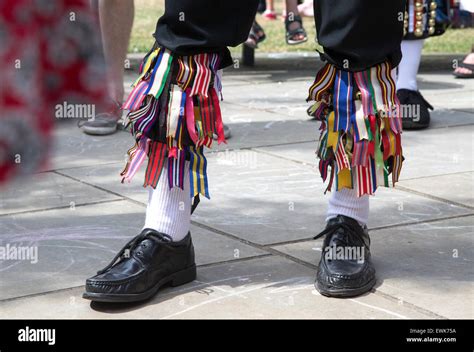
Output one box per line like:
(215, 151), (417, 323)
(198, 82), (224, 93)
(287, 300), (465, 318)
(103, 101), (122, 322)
(297, 0), (314, 17)
(262, 0), (276, 20)
(285, 0), (308, 45)
(453, 50), (474, 79)
(81, 0), (134, 136)
(396, 39), (433, 130)
(245, 20), (266, 48)
(397, 89), (433, 130)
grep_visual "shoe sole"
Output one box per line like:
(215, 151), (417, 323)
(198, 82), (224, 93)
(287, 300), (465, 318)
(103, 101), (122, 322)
(316, 277), (376, 298)
(402, 121), (430, 130)
(286, 38), (308, 45)
(82, 125), (118, 136)
(82, 265), (196, 303)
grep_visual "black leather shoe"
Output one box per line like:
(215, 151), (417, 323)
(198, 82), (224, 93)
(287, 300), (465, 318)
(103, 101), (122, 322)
(397, 89), (433, 130)
(314, 215), (375, 298)
(83, 229), (196, 303)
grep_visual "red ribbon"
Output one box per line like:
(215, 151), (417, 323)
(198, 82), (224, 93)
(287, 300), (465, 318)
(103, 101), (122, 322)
(168, 146), (177, 159)
(395, 132), (401, 156)
(210, 88), (226, 144)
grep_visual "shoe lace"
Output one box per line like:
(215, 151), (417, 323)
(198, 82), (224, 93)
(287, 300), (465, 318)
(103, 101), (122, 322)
(313, 222), (365, 249)
(96, 231), (172, 275)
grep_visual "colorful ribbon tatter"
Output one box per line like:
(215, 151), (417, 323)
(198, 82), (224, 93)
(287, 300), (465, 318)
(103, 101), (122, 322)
(308, 61), (403, 197)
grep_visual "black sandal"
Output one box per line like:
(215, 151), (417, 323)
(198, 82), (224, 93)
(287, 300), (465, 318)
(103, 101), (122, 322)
(453, 62), (474, 79)
(285, 15), (308, 45)
(245, 20), (266, 49)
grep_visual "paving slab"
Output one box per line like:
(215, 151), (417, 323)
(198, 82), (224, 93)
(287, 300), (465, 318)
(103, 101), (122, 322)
(401, 125), (474, 180)
(398, 172), (474, 208)
(0, 256), (433, 319)
(257, 124), (474, 180)
(58, 162), (148, 204)
(0, 201), (267, 301)
(216, 103), (316, 150)
(418, 72), (474, 114)
(427, 91), (474, 113)
(272, 216), (474, 319)
(418, 72), (474, 94)
(47, 121), (131, 172)
(51, 146), (471, 247)
(0, 171), (120, 216)
(193, 150), (471, 245)
(222, 79), (312, 112)
(428, 108), (474, 128)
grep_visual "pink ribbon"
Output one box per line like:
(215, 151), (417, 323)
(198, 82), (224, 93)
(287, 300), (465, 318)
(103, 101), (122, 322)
(185, 88), (199, 144)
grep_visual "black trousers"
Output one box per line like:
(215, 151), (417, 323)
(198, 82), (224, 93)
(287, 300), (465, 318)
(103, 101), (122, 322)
(154, 0), (405, 71)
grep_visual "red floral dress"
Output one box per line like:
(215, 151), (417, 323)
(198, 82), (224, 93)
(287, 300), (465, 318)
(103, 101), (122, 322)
(0, 0), (110, 184)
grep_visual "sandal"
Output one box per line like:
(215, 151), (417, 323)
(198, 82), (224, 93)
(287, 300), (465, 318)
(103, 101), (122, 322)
(285, 15), (308, 45)
(453, 62), (474, 79)
(245, 21), (266, 49)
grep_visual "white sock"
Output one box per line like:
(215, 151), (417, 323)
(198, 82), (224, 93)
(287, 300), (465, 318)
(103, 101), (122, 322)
(326, 188), (370, 226)
(396, 39), (425, 91)
(143, 162), (191, 242)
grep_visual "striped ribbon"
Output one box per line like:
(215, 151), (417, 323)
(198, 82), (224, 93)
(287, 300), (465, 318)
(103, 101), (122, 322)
(352, 140), (369, 167)
(354, 69), (376, 117)
(318, 130), (329, 160)
(373, 119), (386, 188)
(307, 63), (336, 102)
(121, 137), (150, 184)
(193, 107), (213, 148)
(145, 49), (173, 99)
(354, 159), (376, 196)
(172, 108), (185, 150)
(190, 54), (211, 97)
(188, 146), (210, 199)
(333, 70), (356, 132)
(167, 85), (186, 139)
(197, 95), (216, 140)
(376, 62), (402, 133)
(369, 65), (384, 112)
(352, 100), (369, 142)
(319, 159), (330, 183)
(307, 99), (329, 121)
(335, 136), (351, 173)
(210, 54), (222, 94)
(128, 97), (160, 137)
(133, 48), (160, 87)
(143, 141), (167, 188)
(167, 148), (186, 190)
(176, 56), (195, 91)
(123, 80), (149, 112)
(391, 154), (403, 185)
